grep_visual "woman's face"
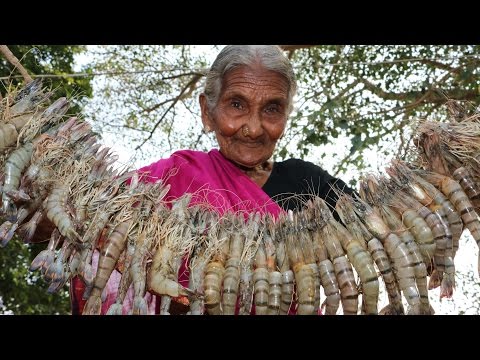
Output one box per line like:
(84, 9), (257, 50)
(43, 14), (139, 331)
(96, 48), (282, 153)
(200, 65), (289, 168)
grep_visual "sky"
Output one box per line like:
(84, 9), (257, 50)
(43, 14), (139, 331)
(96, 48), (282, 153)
(73, 45), (480, 315)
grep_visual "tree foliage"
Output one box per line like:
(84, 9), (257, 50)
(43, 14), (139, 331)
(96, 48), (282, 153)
(0, 45), (93, 314)
(85, 45), (480, 179)
(0, 239), (70, 315)
(288, 45), (480, 175)
(85, 45), (219, 163)
(0, 45), (93, 113)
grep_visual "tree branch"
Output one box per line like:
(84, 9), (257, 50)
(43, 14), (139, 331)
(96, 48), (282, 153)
(333, 75), (453, 177)
(330, 79), (361, 103)
(333, 152), (357, 177)
(179, 74), (203, 100)
(161, 72), (204, 81)
(135, 74), (202, 150)
(360, 78), (413, 100)
(420, 59), (459, 73)
(323, 46), (345, 100)
(279, 45), (316, 52)
(138, 73), (202, 114)
(360, 76), (477, 103)
(0, 45), (33, 83)
(377, 78), (451, 160)
(279, 45), (316, 59)
(140, 97), (177, 113)
(395, 101), (443, 160)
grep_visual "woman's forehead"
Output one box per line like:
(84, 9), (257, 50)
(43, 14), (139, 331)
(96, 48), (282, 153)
(221, 66), (289, 96)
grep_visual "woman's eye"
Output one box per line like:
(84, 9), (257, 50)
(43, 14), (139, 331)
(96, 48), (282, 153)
(265, 104), (280, 113)
(231, 100), (243, 109)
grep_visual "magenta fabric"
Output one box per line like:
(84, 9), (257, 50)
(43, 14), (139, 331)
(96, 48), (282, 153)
(138, 149), (283, 218)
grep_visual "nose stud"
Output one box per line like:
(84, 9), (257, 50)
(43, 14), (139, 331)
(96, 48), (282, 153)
(242, 125), (250, 137)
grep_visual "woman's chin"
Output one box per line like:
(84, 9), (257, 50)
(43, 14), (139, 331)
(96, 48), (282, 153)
(219, 149), (268, 169)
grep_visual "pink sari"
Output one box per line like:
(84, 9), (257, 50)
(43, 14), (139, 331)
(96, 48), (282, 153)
(139, 149), (283, 216)
(72, 149), (284, 314)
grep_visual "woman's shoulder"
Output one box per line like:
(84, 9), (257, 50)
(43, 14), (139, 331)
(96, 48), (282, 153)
(138, 149), (209, 180)
(273, 157), (340, 187)
(142, 149), (209, 167)
(275, 157), (326, 174)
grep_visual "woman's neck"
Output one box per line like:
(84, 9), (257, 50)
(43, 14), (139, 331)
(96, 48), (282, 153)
(236, 160), (273, 187)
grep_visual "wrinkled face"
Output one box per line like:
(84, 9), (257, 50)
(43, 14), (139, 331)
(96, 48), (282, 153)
(200, 65), (289, 168)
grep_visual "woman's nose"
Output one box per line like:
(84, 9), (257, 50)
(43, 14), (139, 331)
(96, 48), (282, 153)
(243, 112), (262, 138)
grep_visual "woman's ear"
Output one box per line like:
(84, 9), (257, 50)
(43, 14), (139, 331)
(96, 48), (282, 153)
(199, 93), (214, 132)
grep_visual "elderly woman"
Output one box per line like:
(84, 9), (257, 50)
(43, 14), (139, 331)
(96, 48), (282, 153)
(71, 45), (352, 315)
